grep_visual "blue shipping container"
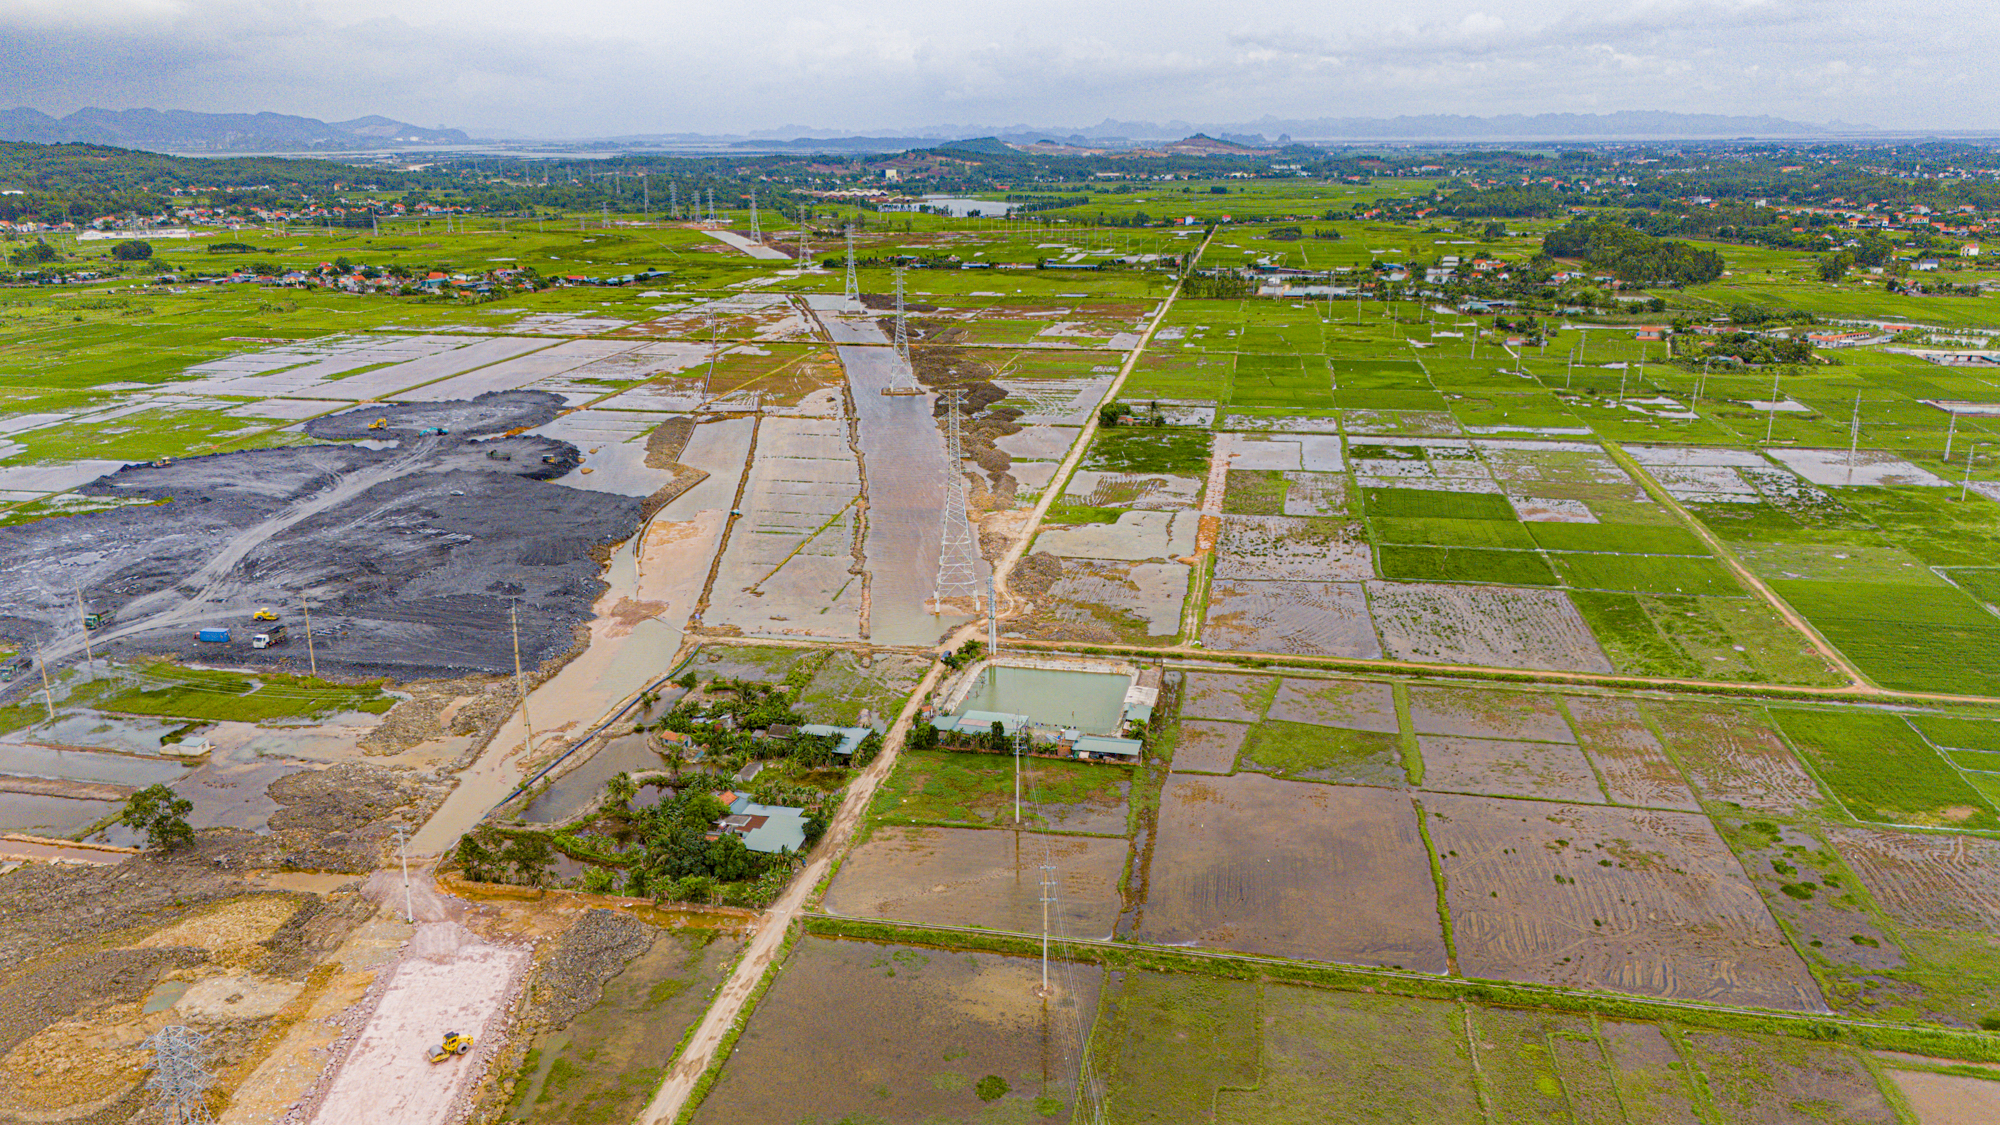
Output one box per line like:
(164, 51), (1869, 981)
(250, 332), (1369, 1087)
(198, 628), (231, 643)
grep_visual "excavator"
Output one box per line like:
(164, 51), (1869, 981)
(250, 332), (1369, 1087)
(367, 417), (388, 431)
(426, 1031), (474, 1063)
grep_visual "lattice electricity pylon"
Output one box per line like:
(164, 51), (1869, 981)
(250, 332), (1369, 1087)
(843, 225), (861, 310)
(706, 187), (715, 223)
(892, 265), (911, 365)
(934, 387), (982, 604)
(749, 189), (762, 244)
(797, 226), (811, 271)
(143, 1026), (215, 1125)
(668, 181), (679, 219)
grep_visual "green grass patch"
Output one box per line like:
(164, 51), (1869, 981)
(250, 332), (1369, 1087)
(1374, 516), (1536, 549)
(1082, 427), (1213, 475)
(1771, 580), (2000, 695)
(97, 664), (389, 722)
(1379, 544), (1559, 586)
(1221, 470), (1288, 516)
(1555, 552), (1743, 596)
(1527, 521), (1710, 555)
(1772, 709), (2000, 829)
(1362, 487), (1516, 521)
(868, 749), (1129, 829)
(1241, 719), (1409, 785)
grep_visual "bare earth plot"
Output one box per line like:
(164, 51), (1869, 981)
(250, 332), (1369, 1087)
(1178, 672), (1276, 723)
(822, 825), (1126, 937)
(704, 414), (865, 639)
(688, 937), (1101, 1125)
(1201, 578), (1382, 657)
(1171, 718), (1250, 774)
(1425, 793), (1824, 1009)
(1137, 772), (1447, 971)
(1646, 701), (1833, 816)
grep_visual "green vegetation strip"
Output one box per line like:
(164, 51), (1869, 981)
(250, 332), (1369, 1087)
(802, 915), (2000, 1063)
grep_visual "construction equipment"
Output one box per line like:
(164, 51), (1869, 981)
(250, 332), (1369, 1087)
(252, 608), (279, 622)
(197, 628), (231, 644)
(418, 426), (449, 436)
(485, 450), (512, 461)
(83, 612), (107, 630)
(426, 1032), (474, 1063)
(367, 418), (387, 431)
(252, 624), (288, 649)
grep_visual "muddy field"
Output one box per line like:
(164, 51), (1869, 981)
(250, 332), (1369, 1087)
(824, 826), (1126, 937)
(1647, 701), (1831, 815)
(0, 392), (644, 684)
(1424, 792), (1824, 1009)
(1565, 696), (1703, 810)
(690, 936), (1102, 1124)
(1136, 772), (1447, 971)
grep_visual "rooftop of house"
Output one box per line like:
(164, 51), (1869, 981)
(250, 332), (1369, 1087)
(799, 723), (874, 756)
(713, 792), (808, 855)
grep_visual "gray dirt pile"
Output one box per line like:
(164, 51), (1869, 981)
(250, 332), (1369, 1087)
(644, 417), (698, 469)
(529, 910), (655, 1029)
(267, 762), (450, 872)
(359, 675), (515, 757)
(1009, 552), (1065, 600)
(0, 391), (643, 687)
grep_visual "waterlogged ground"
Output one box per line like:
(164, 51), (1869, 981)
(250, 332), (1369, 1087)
(689, 937), (1102, 1125)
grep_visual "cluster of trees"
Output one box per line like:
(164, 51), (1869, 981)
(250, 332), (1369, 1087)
(1541, 219), (1725, 287)
(1690, 331), (1815, 366)
(456, 769), (840, 906)
(1438, 184), (1567, 218)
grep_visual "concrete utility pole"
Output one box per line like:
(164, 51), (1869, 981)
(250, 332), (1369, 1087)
(510, 603), (535, 758)
(1847, 393), (1862, 481)
(1946, 409), (1959, 461)
(1039, 862), (1056, 994)
(35, 642), (54, 721)
(391, 824), (414, 923)
(1963, 444), (1977, 502)
(1764, 367), (1783, 443)
(302, 598), (316, 678)
(73, 582), (93, 680)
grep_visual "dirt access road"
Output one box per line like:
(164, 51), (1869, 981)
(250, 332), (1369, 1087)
(634, 653), (950, 1125)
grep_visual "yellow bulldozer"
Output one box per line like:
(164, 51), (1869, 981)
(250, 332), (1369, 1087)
(252, 608), (279, 622)
(426, 1031), (473, 1063)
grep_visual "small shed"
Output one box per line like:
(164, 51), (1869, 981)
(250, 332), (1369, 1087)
(799, 723), (874, 757)
(1073, 735), (1144, 762)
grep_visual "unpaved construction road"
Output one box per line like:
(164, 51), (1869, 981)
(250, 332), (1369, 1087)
(0, 391), (644, 686)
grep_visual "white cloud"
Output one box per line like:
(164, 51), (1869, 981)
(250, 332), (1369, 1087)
(0, 0), (1993, 134)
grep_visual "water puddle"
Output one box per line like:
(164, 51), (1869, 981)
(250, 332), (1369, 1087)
(522, 733), (665, 824)
(951, 666), (1132, 734)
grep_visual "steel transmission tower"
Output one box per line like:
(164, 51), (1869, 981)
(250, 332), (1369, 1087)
(706, 188), (715, 223)
(669, 181), (678, 219)
(843, 225), (860, 310)
(797, 226), (811, 271)
(892, 265), (910, 365)
(143, 1026), (216, 1125)
(748, 189), (762, 243)
(933, 387), (982, 606)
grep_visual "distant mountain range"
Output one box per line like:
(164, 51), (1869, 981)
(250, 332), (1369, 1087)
(0, 108), (470, 152)
(0, 107), (1846, 156)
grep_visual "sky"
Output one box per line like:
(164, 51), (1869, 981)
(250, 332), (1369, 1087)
(1, 0), (1994, 136)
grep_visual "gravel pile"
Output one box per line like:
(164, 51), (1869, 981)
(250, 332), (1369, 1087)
(533, 910), (655, 1030)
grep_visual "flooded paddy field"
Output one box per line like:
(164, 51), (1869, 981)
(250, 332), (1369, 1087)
(1135, 772), (1447, 971)
(1425, 792), (1824, 1009)
(689, 936), (1102, 1125)
(823, 826), (1126, 936)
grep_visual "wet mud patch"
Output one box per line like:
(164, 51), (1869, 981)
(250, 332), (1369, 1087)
(1369, 582), (1613, 672)
(1425, 793), (1824, 1009)
(689, 936), (1102, 1125)
(1137, 773), (1446, 971)
(1266, 677), (1398, 732)
(824, 826), (1126, 936)
(1408, 685), (1576, 743)
(1646, 701), (1831, 816)
(1177, 673), (1276, 723)
(1170, 719), (1248, 774)
(1565, 696), (1701, 810)
(1418, 735), (1604, 802)
(1201, 579), (1382, 657)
